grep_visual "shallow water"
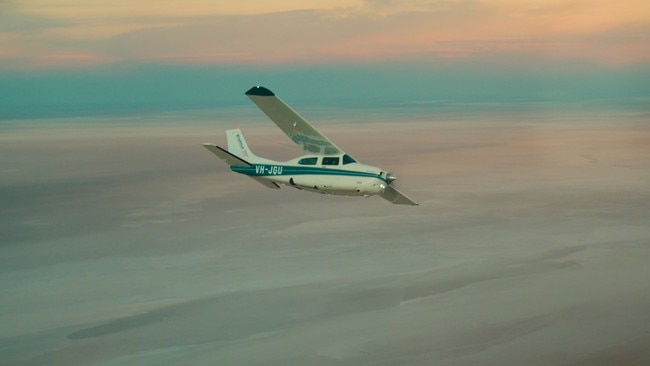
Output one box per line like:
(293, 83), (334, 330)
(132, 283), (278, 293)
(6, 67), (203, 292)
(1, 105), (649, 365)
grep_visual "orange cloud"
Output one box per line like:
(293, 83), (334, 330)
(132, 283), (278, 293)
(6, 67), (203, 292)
(25, 0), (362, 19)
(2, 0), (649, 68)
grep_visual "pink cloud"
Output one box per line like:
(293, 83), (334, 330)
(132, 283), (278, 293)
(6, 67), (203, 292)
(1, 0), (649, 68)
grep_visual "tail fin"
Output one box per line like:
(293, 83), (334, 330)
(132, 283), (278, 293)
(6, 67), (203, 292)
(202, 129), (280, 190)
(226, 129), (260, 161)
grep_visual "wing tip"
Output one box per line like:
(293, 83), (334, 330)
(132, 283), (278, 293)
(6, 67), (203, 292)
(245, 86), (275, 96)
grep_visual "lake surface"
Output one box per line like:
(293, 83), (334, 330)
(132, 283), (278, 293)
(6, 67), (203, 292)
(1, 103), (649, 365)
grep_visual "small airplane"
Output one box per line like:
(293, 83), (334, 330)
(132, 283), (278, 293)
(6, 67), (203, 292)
(202, 86), (418, 205)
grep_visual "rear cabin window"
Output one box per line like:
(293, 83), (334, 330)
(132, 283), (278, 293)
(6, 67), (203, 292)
(342, 154), (357, 165)
(298, 157), (318, 165)
(322, 157), (340, 166)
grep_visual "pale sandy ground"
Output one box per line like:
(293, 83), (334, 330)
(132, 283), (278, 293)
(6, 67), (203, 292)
(1, 107), (649, 365)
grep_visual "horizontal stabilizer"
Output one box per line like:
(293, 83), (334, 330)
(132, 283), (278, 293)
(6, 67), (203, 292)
(250, 177), (281, 189)
(202, 143), (251, 167)
(380, 186), (418, 206)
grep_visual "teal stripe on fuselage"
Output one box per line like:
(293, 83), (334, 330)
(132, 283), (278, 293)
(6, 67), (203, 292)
(232, 164), (386, 182)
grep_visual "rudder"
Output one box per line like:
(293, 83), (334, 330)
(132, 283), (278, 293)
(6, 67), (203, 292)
(226, 129), (258, 161)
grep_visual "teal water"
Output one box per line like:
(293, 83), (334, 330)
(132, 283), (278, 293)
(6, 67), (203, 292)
(2, 65), (648, 120)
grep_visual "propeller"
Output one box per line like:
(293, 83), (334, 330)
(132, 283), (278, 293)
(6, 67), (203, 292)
(379, 167), (418, 205)
(379, 170), (399, 187)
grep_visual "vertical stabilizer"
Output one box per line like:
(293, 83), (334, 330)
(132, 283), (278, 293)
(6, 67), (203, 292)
(226, 129), (258, 161)
(224, 129), (277, 164)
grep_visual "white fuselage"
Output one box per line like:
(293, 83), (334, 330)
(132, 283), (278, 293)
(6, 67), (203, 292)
(231, 154), (391, 197)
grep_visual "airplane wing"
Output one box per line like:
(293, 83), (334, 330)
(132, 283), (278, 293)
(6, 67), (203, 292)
(380, 185), (419, 205)
(245, 86), (344, 155)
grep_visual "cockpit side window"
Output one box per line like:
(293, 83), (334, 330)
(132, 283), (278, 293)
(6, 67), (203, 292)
(322, 157), (340, 166)
(298, 157), (318, 165)
(342, 154), (357, 165)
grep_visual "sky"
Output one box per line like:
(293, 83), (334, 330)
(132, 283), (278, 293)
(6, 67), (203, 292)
(1, 0), (649, 119)
(2, 0), (649, 67)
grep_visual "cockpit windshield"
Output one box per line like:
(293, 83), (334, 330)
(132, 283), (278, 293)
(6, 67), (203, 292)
(342, 154), (357, 165)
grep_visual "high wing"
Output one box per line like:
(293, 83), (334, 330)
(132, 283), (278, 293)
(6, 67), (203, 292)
(245, 86), (344, 155)
(380, 185), (419, 206)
